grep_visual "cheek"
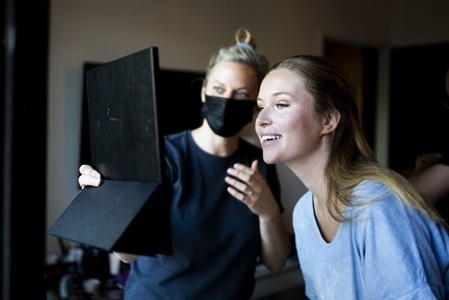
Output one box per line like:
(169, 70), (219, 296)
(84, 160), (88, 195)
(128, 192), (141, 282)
(284, 111), (321, 149)
(283, 111), (310, 135)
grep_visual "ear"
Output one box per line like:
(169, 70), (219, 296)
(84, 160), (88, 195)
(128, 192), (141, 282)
(321, 109), (340, 135)
(201, 86), (206, 103)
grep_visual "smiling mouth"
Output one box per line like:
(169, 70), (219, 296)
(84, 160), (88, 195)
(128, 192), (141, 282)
(261, 135), (282, 142)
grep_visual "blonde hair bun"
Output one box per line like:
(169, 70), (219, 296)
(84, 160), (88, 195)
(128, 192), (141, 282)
(235, 27), (257, 50)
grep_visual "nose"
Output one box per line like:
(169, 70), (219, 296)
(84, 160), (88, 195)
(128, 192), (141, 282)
(224, 91), (234, 98)
(255, 109), (271, 128)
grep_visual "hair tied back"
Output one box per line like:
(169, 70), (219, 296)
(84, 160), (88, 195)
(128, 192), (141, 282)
(235, 27), (256, 50)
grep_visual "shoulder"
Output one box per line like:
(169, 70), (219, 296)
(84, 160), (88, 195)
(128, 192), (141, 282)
(165, 130), (188, 144)
(293, 191), (313, 218)
(164, 131), (192, 171)
(292, 192), (314, 238)
(353, 180), (395, 206)
(164, 130), (192, 153)
(349, 180), (436, 241)
(350, 180), (406, 222)
(348, 182), (409, 248)
(353, 179), (389, 195)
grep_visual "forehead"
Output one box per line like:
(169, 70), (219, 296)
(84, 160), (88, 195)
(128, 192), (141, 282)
(208, 61), (258, 86)
(260, 68), (305, 95)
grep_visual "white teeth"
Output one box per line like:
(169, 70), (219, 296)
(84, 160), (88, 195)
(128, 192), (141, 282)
(261, 135), (281, 141)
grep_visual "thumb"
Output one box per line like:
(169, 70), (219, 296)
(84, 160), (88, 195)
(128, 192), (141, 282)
(251, 159), (259, 171)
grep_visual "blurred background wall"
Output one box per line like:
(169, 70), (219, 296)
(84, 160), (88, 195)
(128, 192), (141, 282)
(47, 0), (449, 256)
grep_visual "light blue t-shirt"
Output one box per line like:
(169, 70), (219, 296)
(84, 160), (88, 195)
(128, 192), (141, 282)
(293, 180), (449, 299)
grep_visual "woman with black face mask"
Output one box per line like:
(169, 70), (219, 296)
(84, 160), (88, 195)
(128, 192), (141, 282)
(78, 28), (292, 300)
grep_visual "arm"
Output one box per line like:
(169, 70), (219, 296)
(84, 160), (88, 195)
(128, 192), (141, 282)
(407, 153), (449, 205)
(78, 164), (141, 264)
(258, 208), (292, 273)
(225, 160), (292, 273)
(410, 163), (449, 204)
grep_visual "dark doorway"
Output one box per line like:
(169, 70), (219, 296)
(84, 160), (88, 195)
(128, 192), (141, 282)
(324, 39), (378, 150)
(389, 42), (449, 174)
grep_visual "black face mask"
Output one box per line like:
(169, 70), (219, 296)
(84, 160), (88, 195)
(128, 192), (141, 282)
(202, 95), (256, 137)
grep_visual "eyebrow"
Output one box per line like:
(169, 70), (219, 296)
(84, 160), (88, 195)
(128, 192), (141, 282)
(260, 91), (293, 99)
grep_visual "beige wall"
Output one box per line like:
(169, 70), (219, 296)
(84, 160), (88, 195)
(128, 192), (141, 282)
(46, 0), (449, 255)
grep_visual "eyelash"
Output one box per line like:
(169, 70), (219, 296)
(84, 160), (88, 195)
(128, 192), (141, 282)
(276, 103), (289, 108)
(257, 103), (289, 111)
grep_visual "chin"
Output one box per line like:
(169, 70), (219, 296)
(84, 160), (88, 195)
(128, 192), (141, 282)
(262, 153), (278, 165)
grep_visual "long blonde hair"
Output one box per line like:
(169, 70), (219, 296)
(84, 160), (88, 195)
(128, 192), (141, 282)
(272, 55), (445, 224)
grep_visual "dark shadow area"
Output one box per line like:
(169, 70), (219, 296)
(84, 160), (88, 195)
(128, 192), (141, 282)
(1, 1), (49, 299)
(389, 42), (449, 173)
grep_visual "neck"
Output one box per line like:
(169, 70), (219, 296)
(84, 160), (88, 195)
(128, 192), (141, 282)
(313, 194), (341, 243)
(191, 123), (239, 157)
(288, 145), (329, 197)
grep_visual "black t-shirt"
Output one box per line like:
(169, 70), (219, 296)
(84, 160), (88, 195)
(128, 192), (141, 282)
(124, 130), (282, 300)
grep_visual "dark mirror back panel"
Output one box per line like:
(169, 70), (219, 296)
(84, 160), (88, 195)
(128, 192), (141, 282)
(80, 62), (205, 166)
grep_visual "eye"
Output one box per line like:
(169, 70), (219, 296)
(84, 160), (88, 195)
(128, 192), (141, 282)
(213, 86), (225, 94)
(235, 91), (251, 99)
(275, 103), (289, 109)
